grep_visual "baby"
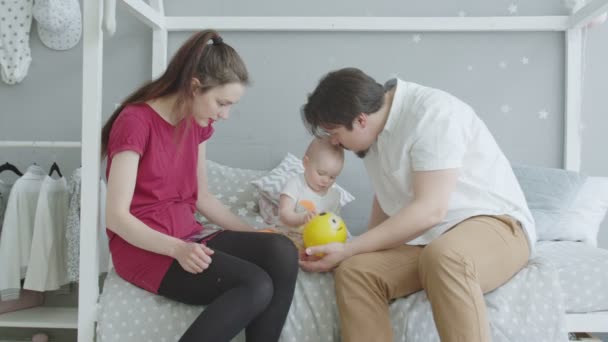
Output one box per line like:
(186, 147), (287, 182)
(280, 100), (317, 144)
(279, 137), (344, 229)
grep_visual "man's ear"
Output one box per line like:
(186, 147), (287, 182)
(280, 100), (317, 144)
(355, 113), (368, 129)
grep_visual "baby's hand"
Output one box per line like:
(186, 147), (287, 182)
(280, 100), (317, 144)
(303, 211), (317, 225)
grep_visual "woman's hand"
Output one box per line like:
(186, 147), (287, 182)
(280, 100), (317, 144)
(173, 241), (214, 274)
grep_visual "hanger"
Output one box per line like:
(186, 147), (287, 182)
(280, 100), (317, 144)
(0, 162), (23, 176)
(31, 142), (38, 166)
(49, 162), (63, 178)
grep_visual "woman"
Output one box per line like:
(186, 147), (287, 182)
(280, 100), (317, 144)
(101, 30), (298, 342)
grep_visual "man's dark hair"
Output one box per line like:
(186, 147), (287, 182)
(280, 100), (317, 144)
(301, 68), (385, 137)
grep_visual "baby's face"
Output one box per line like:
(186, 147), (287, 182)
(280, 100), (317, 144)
(304, 154), (343, 193)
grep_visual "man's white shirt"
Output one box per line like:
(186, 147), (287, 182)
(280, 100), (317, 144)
(363, 79), (536, 250)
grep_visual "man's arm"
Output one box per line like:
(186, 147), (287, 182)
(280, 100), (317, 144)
(348, 168), (459, 254)
(300, 168), (459, 272)
(368, 195), (389, 230)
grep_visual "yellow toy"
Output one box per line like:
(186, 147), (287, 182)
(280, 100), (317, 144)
(302, 212), (348, 249)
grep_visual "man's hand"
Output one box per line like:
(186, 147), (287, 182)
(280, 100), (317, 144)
(298, 242), (351, 273)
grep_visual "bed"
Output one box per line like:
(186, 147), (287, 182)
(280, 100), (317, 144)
(94, 160), (608, 342)
(77, 0), (608, 340)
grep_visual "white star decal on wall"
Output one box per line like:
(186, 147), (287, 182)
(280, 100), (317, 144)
(412, 34), (422, 43)
(501, 105), (511, 113)
(538, 109), (549, 119)
(508, 4), (518, 14)
(458, 10), (466, 17)
(467, 65), (473, 71)
(521, 57), (529, 64)
(499, 61), (508, 69)
(238, 208), (248, 216)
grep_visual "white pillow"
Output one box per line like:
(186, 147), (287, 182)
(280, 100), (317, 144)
(251, 153), (355, 209)
(555, 177), (608, 246)
(513, 165), (608, 246)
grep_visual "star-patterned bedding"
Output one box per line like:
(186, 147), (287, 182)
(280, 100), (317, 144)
(196, 159), (268, 228)
(95, 161), (606, 342)
(536, 241), (608, 313)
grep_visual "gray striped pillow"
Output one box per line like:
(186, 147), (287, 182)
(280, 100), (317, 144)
(251, 153), (355, 207)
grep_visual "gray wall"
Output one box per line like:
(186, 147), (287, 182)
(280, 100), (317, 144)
(0, 4), (606, 238)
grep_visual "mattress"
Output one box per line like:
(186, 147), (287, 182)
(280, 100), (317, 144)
(536, 241), (608, 313)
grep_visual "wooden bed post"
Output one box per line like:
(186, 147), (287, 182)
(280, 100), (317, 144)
(79, 0), (104, 340)
(564, 28), (583, 172)
(150, 0), (168, 79)
(564, 0), (608, 172)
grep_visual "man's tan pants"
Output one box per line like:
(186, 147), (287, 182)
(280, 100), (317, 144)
(334, 215), (530, 342)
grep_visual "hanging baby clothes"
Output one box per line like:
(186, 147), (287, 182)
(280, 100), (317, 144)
(0, 0), (34, 84)
(23, 174), (69, 292)
(0, 165), (45, 300)
(65, 168), (79, 282)
(65, 168), (110, 282)
(32, 0), (82, 51)
(0, 179), (13, 234)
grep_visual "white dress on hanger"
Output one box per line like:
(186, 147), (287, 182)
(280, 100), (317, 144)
(24, 175), (70, 292)
(0, 165), (45, 300)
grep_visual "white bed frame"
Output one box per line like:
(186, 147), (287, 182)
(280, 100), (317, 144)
(5, 0), (608, 340)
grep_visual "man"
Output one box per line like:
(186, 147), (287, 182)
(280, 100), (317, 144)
(299, 67), (535, 342)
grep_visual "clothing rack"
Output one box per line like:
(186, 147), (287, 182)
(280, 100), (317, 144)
(0, 141), (81, 148)
(0, 0), (598, 340)
(0, 141), (81, 332)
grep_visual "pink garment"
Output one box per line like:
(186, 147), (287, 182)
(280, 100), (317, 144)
(0, 290), (44, 314)
(106, 103), (214, 293)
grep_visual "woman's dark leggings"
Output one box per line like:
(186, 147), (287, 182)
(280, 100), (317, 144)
(157, 231), (299, 342)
